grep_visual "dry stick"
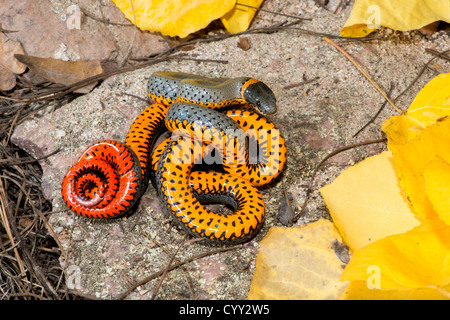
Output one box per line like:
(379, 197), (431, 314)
(353, 82), (394, 137)
(324, 37), (403, 115)
(0, 55), (180, 103)
(0, 177), (61, 299)
(291, 138), (387, 224)
(353, 48), (450, 137)
(235, 2), (312, 20)
(150, 238), (203, 300)
(0, 178), (25, 276)
(8, 292), (50, 300)
(139, 227), (195, 298)
(0, 149), (59, 166)
(119, 92), (150, 104)
(80, 6), (134, 26)
(0, 55), (228, 104)
(0, 174), (67, 262)
(285, 27), (385, 41)
(394, 48), (450, 104)
(118, 245), (243, 300)
(0, 20), (303, 104)
(333, 0), (344, 14)
(5, 104), (25, 146)
(283, 76), (319, 89)
(426, 48), (450, 62)
(119, 0), (138, 67)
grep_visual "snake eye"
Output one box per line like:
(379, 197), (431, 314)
(243, 81), (276, 115)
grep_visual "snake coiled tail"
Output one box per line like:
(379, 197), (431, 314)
(61, 140), (142, 218)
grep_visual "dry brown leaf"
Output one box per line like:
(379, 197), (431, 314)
(248, 220), (347, 300)
(0, 33), (26, 91)
(0, 64), (16, 91)
(14, 54), (103, 93)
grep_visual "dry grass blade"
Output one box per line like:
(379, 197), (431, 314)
(0, 130), (68, 299)
(0, 178), (25, 276)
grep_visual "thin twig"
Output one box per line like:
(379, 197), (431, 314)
(283, 76), (319, 89)
(119, 92), (150, 104)
(235, 2), (312, 21)
(393, 49), (450, 104)
(139, 227), (195, 298)
(0, 20), (344, 105)
(426, 48), (450, 62)
(80, 7), (134, 26)
(119, 0), (138, 67)
(0, 178), (25, 276)
(0, 149), (59, 166)
(324, 37), (403, 115)
(353, 82), (394, 137)
(118, 244), (243, 299)
(151, 238), (202, 300)
(5, 105), (25, 145)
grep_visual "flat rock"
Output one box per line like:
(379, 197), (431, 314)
(0, 0), (167, 61)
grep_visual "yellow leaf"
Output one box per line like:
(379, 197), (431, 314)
(341, 219), (450, 289)
(248, 220), (347, 300)
(112, 0), (236, 38)
(341, 280), (450, 300)
(381, 73), (450, 221)
(221, 0), (263, 34)
(320, 151), (420, 252)
(382, 73), (450, 144)
(340, 0), (450, 37)
(386, 117), (450, 221)
(424, 160), (450, 225)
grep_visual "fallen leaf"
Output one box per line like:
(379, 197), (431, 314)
(418, 21), (441, 36)
(320, 151), (421, 252)
(14, 54), (103, 93)
(341, 280), (450, 300)
(340, 219), (450, 290)
(385, 117), (450, 221)
(340, 0), (450, 37)
(248, 220), (347, 300)
(424, 160), (450, 225)
(0, 33), (26, 91)
(221, 0), (263, 34)
(112, 0), (236, 38)
(318, 72), (450, 300)
(382, 72), (450, 145)
(0, 64), (16, 91)
(381, 72), (450, 220)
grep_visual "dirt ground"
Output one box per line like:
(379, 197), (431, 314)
(5, 0), (450, 299)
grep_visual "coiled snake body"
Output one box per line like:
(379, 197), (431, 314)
(61, 71), (286, 244)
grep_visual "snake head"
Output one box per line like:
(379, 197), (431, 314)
(243, 80), (277, 115)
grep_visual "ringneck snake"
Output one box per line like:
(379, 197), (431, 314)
(61, 71), (287, 244)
